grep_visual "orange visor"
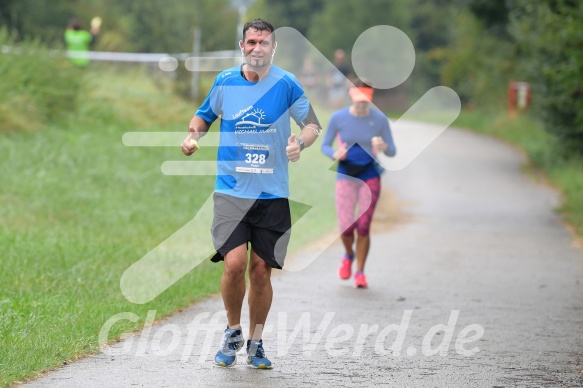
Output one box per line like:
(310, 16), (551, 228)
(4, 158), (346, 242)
(349, 86), (374, 102)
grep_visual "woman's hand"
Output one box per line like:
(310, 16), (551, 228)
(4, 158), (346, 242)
(372, 136), (387, 154)
(333, 142), (348, 161)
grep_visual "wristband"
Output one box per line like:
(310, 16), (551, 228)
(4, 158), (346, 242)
(296, 137), (305, 151)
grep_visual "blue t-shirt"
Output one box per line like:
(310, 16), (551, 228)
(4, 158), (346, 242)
(196, 65), (309, 199)
(321, 107), (396, 180)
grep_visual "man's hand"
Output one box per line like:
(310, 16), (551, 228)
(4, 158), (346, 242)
(286, 134), (301, 162)
(182, 116), (210, 156)
(181, 132), (199, 156)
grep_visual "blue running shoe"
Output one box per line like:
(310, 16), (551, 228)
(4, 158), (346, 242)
(246, 340), (273, 369)
(214, 326), (244, 367)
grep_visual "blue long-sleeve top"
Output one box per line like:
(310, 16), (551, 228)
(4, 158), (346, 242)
(321, 107), (396, 180)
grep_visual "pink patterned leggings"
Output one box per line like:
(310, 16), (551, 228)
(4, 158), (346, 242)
(336, 177), (381, 237)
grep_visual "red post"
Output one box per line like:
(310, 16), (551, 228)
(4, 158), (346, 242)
(508, 81), (530, 117)
(508, 81), (517, 115)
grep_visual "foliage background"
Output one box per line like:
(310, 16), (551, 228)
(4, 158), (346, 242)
(1, 0), (582, 385)
(2, 0), (581, 148)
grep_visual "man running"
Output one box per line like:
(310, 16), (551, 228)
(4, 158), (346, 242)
(181, 18), (322, 369)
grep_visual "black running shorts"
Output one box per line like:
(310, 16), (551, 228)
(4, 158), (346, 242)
(210, 192), (292, 269)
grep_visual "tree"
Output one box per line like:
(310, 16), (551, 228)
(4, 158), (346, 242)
(510, 0), (583, 154)
(100, 0), (237, 53)
(467, 0), (510, 38)
(308, 0), (411, 61)
(246, 0), (324, 37)
(0, 0), (238, 53)
(440, 7), (517, 108)
(0, 0), (83, 44)
(408, 0), (454, 97)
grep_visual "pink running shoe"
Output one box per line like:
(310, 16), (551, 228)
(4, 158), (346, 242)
(338, 254), (353, 279)
(354, 272), (368, 288)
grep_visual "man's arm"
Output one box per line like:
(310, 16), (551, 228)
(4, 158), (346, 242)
(298, 124), (320, 148)
(181, 115), (211, 156)
(297, 103), (322, 147)
(287, 103), (322, 162)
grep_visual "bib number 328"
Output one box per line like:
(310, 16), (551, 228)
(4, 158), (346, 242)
(236, 143), (274, 173)
(245, 153), (267, 165)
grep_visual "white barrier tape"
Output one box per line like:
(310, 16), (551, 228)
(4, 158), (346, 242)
(2, 45), (239, 68)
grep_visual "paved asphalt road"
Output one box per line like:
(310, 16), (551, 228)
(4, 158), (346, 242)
(25, 123), (583, 387)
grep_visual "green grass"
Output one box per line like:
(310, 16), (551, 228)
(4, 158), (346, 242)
(0, 30), (84, 133)
(547, 158), (583, 233)
(0, 69), (337, 386)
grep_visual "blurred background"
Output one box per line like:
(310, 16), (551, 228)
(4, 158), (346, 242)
(1, 0), (581, 386)
(1, 0), (581, 149)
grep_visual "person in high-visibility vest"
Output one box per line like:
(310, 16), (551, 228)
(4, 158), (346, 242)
(64, 18), (100, 67)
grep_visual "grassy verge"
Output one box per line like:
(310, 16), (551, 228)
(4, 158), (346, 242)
(452, 109), (583, 235)
(0, 68), (337, 386)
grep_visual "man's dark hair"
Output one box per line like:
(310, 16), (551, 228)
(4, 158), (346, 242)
(242, 18), (276, 42)
(68, 19), (83, 30)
